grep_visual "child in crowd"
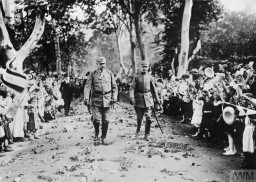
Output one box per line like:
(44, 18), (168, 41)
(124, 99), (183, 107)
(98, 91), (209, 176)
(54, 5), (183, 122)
(27, 96), (41, 140)
(200, 92), (214, 142)
(0, 92), (13, 152)
(191, 93), (205, 137)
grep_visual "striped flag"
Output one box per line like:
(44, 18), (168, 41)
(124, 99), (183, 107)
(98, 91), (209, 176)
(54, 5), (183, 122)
(1, 68), (28, 94)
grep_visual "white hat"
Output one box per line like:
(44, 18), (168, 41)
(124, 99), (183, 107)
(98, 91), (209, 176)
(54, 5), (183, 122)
(204, 67), (214, 78)
(223, 106), (236, 125)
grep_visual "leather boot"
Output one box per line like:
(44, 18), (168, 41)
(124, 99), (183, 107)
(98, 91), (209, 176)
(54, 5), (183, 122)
(93, 122), (100, 141)
(144, 134), (150, 141)
(101, 123), (111, 145)
(145, 120), (151, 135)
(136, 119), (142, 135)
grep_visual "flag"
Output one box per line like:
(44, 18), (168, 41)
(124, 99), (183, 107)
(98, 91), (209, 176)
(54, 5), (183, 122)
(193, 39), (201, 55)
(1, 68), (28, 94)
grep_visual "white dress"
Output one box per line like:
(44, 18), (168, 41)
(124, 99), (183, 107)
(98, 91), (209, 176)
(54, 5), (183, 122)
(11, 92), (29, 138)
(191, 99), (204, 127)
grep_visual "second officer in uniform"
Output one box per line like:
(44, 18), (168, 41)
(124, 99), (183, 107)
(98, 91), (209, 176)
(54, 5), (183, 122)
(129, 60), (161, 141)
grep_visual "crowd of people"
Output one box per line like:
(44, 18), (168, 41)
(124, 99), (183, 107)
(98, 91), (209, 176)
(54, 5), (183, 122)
(152, 62), (256, 169)
(0, 58), (255, 170)
(0, 73), (85, 152)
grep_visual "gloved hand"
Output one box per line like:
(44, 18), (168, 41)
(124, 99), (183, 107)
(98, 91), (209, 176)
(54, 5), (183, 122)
(130, 99), (134, 105)
(84, 99), (88, 106)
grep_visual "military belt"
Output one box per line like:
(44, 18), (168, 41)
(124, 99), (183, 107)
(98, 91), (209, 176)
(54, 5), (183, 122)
(93, 90), (111, 95)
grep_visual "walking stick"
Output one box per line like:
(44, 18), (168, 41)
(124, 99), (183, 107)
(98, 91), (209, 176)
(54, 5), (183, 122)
(152, 107), (164, 134)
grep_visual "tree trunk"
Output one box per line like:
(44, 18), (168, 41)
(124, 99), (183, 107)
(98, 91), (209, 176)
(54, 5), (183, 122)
(177, 0), (193, 77)
(117, 66), (123, 78)
(171, 57), (175, 76)
(52, 19), (62, 75)
(2, 0), (15, 24)
(0, 6), (46, 72)
(54, 34), (61, 75)
(134, 17), (146, 61)
(0, 5), (16, 66)
(129, 22), (136, 74)
(116, 31), (127, 74)
(130, 37), (136, 74)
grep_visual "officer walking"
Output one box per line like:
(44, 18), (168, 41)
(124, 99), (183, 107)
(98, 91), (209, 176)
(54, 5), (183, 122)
(129, 61), (161, 141)
(84, 56), (117, 145)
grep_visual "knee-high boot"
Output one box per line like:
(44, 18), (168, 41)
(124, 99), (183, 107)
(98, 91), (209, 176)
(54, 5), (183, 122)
(136, 119), (142, 133)
(93, 122), (100, 140)
(101, 123), (110, 145)
(145, 120), (152, 141)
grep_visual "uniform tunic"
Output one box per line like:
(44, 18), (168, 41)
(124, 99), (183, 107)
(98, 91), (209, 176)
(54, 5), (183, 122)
(84, 69), (117, 108)
(129, 72), (159, 108)
(129, 72), (160, 135)
(84, 68), (117, 124)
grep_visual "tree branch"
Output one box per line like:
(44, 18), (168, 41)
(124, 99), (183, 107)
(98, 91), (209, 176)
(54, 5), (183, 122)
(119, 0), (134, 17)
(0, 6), (16, 64)
(115, 12), (130, 31)
(9, 7), (46, 72)
(134, 0), (143, 17)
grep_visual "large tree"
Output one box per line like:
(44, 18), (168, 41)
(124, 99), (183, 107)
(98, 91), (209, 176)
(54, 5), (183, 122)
(103, 0), (160, 63)
(1, 0), (97, 73)
(0, 0), (46, 72)
(155, 0), (222, 78)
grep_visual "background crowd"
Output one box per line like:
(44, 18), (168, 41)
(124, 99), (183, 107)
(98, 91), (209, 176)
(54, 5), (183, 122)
(150, 62), (256, 169)
(0, 73), (85, 152)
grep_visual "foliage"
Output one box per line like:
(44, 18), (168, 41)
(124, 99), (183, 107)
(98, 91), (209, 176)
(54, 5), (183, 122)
(4, 0), (97, 72)
(202, 11), (256, 62)
(153, 0), (222, 78)
(102, 0), (162, 61)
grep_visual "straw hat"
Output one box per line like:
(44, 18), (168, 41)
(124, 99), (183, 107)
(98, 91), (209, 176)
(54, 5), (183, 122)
(6, 105), (18, 119)
(204, 67), (214, 78)
(223, 106), (236, 125)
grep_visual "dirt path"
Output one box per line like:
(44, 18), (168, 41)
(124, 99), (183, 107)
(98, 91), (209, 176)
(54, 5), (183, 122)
(0, 98), (242, 182)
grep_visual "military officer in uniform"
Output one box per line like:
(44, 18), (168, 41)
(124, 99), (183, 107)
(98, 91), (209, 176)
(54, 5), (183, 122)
(129, 61), (161, 141)
(84, 56), (117, 145)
